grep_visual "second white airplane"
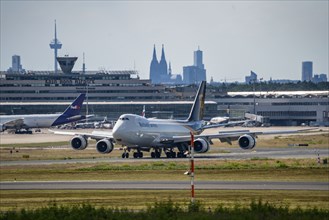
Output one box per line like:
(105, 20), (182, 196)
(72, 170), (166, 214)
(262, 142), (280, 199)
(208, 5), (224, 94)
(53, 81), (312, 159)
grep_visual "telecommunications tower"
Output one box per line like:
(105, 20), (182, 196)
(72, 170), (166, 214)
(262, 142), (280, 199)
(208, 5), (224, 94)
(49, 20), (62, 74)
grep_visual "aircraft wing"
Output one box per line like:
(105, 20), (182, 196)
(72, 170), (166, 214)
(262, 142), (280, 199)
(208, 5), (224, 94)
(50, 130), (113, 140)
(2, 118), (24, 129)
(202, 120), (250, 129)
(172, 128), (317, 144)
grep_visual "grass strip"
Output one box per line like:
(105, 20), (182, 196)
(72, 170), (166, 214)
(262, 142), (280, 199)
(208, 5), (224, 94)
(1, 189), (328, 212)
(1, 159), (328, 182)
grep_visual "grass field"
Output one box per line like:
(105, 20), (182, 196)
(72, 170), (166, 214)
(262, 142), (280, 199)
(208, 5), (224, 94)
(0, 133), (328, 212)
(1, 189), (329, 212)
(1, 159), (328, 182)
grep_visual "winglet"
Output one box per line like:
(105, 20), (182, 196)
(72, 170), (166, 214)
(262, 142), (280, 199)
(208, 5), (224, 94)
(187, 81), (206, 122)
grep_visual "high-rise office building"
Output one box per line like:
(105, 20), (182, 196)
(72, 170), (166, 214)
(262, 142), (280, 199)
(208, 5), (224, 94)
(183, 47), (206, 85)
(302, 61), (313, 82)
(12, 55), (21, 71)
(194, 47), (204, 69)
(7, 55), (25, 73)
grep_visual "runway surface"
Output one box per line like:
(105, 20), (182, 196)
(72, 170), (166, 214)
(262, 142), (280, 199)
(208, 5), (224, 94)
(1, 180), (328, 191)
(1, 147), (328, 166)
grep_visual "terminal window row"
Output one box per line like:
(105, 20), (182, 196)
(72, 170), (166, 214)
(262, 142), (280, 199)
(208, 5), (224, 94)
(258, 111), (317, 117)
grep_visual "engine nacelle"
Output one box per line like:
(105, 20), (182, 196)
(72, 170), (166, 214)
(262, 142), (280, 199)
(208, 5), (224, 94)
(70, 135), (88, 150)
(194, 138), (210, 153)
(238, 134), (256, 150)
(96, 139), (114, 154)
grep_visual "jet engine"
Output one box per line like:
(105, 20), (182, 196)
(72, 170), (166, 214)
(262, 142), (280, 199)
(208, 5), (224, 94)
(0, 124), (5, 132)
(70, 135), (88, 150)
(238, 134), (256, 150)
(194, 138), (210, 153)
(96, 139), (114, 154)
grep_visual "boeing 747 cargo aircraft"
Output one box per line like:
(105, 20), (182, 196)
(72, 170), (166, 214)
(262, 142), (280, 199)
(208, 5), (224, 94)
(52, 82), (312, 159)
(0, 94), (86, 134)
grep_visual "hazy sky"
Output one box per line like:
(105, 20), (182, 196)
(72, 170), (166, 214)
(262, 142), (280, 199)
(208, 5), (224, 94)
(1, 0), (328, 82)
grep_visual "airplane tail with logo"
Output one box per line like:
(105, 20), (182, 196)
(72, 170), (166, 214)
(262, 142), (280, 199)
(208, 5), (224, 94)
(187, 81), (206, 122)
(52, 93), (86, 126)
(62, 93), (86, 116)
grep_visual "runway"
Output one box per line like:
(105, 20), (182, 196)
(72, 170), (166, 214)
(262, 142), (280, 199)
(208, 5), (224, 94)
(1, 147), (328, 166)
(1, 180), (328, 191)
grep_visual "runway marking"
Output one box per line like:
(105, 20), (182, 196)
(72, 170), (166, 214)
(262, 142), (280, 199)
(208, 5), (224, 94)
(1, 180), (328, 191)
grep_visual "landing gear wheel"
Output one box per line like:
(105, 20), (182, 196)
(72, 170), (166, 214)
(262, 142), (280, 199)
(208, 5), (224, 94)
(166, 151), (176, 158)
(151, 152), (156, 158)
(171, 151), (176, 158)
(133, 151), (144, 158)
(122, 152), (129, 158)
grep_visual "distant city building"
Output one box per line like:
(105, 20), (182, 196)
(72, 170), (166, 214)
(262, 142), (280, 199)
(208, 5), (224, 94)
(245, 71), (257, 84)
(149, 45), (182, 84)
(7, 55), (25, 73)
(312, 74), (328, 83)
(183, 47), (206, 84)
(269, 78), (299, 84)
(302, 61), (313, 82)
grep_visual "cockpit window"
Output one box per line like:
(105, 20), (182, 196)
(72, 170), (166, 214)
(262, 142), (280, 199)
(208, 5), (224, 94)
(120, 117), (129, 120)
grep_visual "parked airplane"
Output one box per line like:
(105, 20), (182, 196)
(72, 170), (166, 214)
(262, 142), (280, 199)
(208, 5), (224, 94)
(52, 81), (312, 159)
(0, 94), (86, 134)
(209, 116), (230, 124)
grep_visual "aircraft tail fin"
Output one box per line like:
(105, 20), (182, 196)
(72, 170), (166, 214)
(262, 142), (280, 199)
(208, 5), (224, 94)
(187, 81), (206, 122)
(51, 94), (86, 126)
(62, 93), (86, 116)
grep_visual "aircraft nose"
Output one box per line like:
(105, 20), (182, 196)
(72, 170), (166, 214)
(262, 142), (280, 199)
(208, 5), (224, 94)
(112, 123), (123, 141)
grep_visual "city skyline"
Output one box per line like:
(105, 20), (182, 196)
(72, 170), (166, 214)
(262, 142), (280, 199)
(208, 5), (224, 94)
(1, 1), (328, 82)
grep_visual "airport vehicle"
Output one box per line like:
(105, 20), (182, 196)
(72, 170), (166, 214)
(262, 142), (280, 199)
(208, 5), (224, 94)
(0, 94), (86, 134)
(53, 81), (312, 158)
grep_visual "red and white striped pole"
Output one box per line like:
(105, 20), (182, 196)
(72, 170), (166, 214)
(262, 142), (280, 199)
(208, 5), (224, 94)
(190, 132), (195, 203)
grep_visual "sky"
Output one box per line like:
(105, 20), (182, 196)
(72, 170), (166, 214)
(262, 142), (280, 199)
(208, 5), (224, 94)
(1, 0), (328, 82)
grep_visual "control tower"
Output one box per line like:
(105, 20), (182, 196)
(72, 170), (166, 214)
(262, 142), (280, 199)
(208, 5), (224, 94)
(57, 56), (78, 74)
(49, 20), (62, 74)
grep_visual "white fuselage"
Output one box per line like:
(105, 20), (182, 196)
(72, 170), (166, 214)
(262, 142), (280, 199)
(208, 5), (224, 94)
(0, 114), (60, 129)
(112, 114), (202, 148)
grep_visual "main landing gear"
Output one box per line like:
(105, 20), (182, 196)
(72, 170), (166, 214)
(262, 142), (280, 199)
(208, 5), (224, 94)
(133, 151), (143, 158)
(121, 152), (129, 158)
(165, 150), (187, 158)
(150, 149), (161, 158)
(121, 148), (144, 158)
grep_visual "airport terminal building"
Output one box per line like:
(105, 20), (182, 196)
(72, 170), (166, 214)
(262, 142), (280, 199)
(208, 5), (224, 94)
(0, 70), (328, 126)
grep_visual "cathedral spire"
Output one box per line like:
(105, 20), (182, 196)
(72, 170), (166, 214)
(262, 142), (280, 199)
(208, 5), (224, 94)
(152, 44), (157, 61)
(159, 44), (168, 76)
(160, 44), (166, 61)
(168, 62), (172, 76)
